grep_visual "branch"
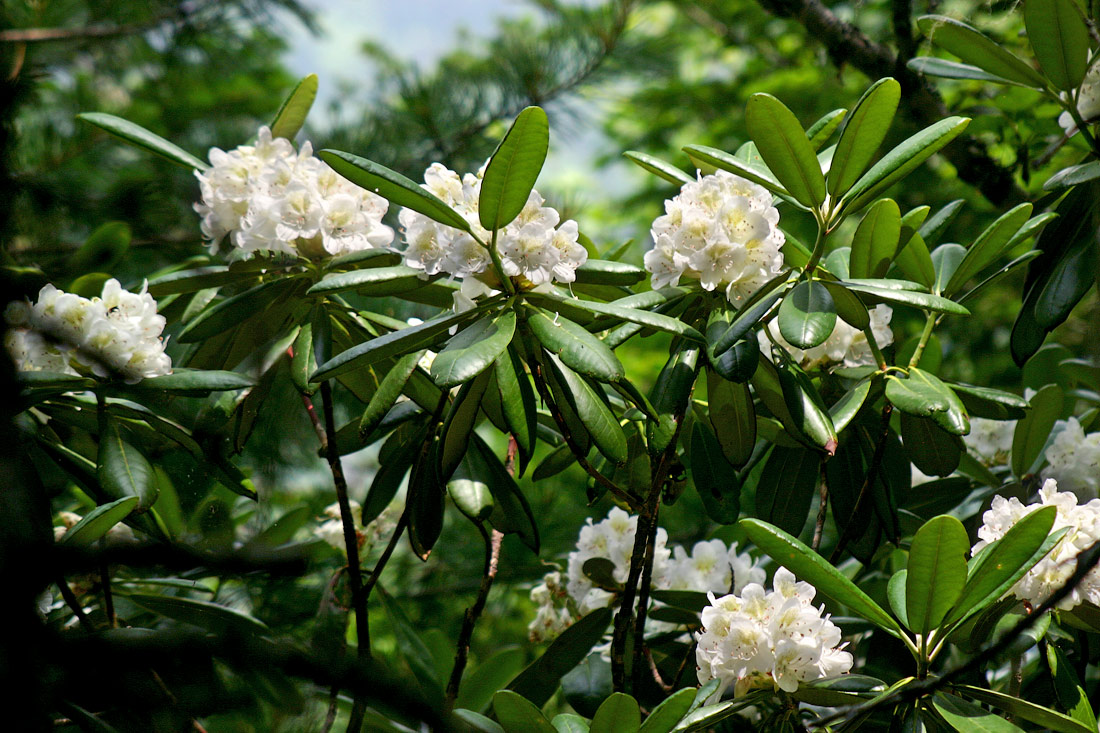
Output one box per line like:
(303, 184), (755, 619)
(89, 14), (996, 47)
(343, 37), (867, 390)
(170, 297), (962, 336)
(735, 0), (1027, 207)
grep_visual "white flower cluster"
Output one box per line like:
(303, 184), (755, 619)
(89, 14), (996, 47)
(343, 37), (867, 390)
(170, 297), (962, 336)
(696, 568), (853, 698)
(528, 570), (574, 643)
(963, 417), (1015, 468)
(645, 170), (786, 304)
(760, 304), (894, 370)
(1059, 63), (1100, 136)
(1043, 418), (1100, 500)
(972, 479), (1100, 611)
(400, 163), (587, 287)
(315, 500), (400, 558)
(195, 126), (393, 259)
(565, 507), (765, 615)
(5, 280), (172, 383)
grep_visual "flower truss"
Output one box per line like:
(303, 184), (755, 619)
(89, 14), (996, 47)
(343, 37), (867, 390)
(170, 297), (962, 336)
(400, 162), (587, 290)
(1058, 62), (1100, 136)
(973, 479), (1100, 611)
(1043, 417), (1100, 500)
(645, 170), (786, 305)
(195, 126), (393, 259)
(761, 304), (894, 370)
(5, 279), (172, 383)
(962, 416), (1015, 468)
(695, 567), (853, 698)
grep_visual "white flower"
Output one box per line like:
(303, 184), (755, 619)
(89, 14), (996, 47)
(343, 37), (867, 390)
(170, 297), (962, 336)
(972, 479), (1100, 611)
(695, 567), (853, 698)
(964, 417), (1016, 468)
(399, 164), (585, 288)
(760, 304), (893, 370)
(195, 127), (393, 259)
(565, 507), (673, 614)
(1058, 63), (1100, 136)
(1043, 418), (1100, 500)
(667, 540), (767, 596)
(5, 280), (172, 383)
(645, 171), (786, 304)
(315, 500), (364, 555)
(527, 571), (574, 643)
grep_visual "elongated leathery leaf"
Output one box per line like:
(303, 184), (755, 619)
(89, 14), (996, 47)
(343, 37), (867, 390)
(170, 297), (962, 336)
(740, 518), (903, 635)
(359, 351), (423, 437)
(827, 78), (901, 197)
(901, 413), (963, 477)
(61, 496), (140, 547)
(778, 280), (836, 349)
(844, 281), (969, 315)
(508, 608), (614, 706)
(681, 144), (787, 195)
(624, 151), (693, 185)
(494, 347), (536, 471)
(707, 370), (756, 467)
(756, 446), (820, 536)
(917, 15), (1047, 87)
(440, 370), (492, 480)
(777, 360), (838, 455)
(1025, 0), (1091, 91)
(840, 117), (970, 215)
(944, 203), (1033, 296)
(493, 691), (557, 733)
(906, 514), (968, 636)
(530, 292), (704, 343)
(269, 73), (318, 140)
(98, 418), (158, 510)
(906, 57), (1025, 86)
(77, 113), (208, 170)
(806, 109), (848, 150)
(480, 106), (549, 231)
(1011, 383), (1062, 477)
(959, 686), (1095, 733)
(526, 308), (624, 382)
(318, 149), (471, 231)
(307, 265), (429, 296)
(849, 198), (901, 279)
(431, 311), (516, 388)
(549, 356), (627, 465)
(933, 693), (1026, 733)
(690, 422), (742, 524)
(746, 93), (827, 208)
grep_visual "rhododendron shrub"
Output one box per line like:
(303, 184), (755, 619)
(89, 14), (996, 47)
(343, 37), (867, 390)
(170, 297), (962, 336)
(10, 5), (1100, 727)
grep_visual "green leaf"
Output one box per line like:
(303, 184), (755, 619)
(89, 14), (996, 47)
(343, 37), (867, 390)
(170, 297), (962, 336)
(755, 446), (821, 537)
(77, 113), (208, 170)
(958, 251), (1042, 306)
(920, 199), (966, 246)
(455, 646), (527, 714)
(290, 323), (315, 394)
(690, 421), (742, 524)
(574, 259), (646, 286)
(146, 266), (253, 297)
(906, 515), (969, 636)
(526, 308), (624, 382)
(944, 204), (1033, 296)
(827, 78), (901, 197)
(806, 109), (848, 150)
(311, 309), (473, 382)
(829, 378), (872, 433)
(745, 93), (827, 208)
(470, 434), (540, 552)
(707, 370), (756, 467)
(1011, 383), (1062, 477)
(958, 686), (1095, 733)
(60, 496), (140, 547)
(360, 351), (423, 437)
(951, 384), (1028, 421)
(1024, 0), (1091, 91)
(712, 274), (791, 354)
(128, 594), (268, 635)
(840, 116), (970, 215)
(739, 518), (903, 635)
(455, 710), (505, 733)
(681, 144), (787, 196)
(777, 360), (838, 454)
(590, 693), (640, 733)
(648, 344), (701, 454)
(906, 57), (1026, 86)
(98, 418), (158, 510)
(849, 198), (902, 279)
(440, 370), (492, 480)
(530, 293), (704, 343)
(778, 280), (837, 349)
(548, 356), (627, 465)
(637, 689), (697, 733)
(177, 279), (298, 343)
(672, 702), (739, 732)
(933, 692), (1026, 733)
(246, 504), (312, 549)
(901, 413), (963, 477)
(1047, 644), (1098, 731)
(269, 74), (318, 140)
(70, 222), (131, 275)
(508, 608), (614, 707)
(449, 478), (494, 522)
(944, 505), (1057, 628)
(377, 585), (445, 701)
(431, 311), (516, 388)
(894, 233), (936, 290)
(307, 265), (430, 296)
(888, 570), (910, 629)
(125, 369), (254, 394)
(623, 151), (693, 185)
(887, 368), (970, 434)
(845, 281), (969, 315)
(1044, 161), (1100, 191)
(917, 16), (1047, 87)
(480, 106), (549, 231)
(933, 244), (968, 295)
(494, 347), (536, 472)
(552, 714), (592, 733)
(318, 149), (471, 231)
(493, 691), (557, 733)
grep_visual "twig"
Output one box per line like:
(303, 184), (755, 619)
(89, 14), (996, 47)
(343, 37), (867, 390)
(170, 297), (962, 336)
(320, 685), (339, 733)
(644, 646), (672, 693)
(99, 558), (115, 629)
(631, 487), (664, 692)
(56, 576), (94, 633)
(812, 466), (829, 552)
(362, 512), (409, 600)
